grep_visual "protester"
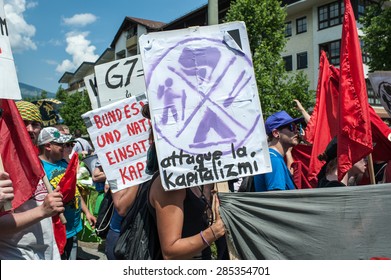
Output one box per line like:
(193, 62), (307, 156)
(0, 101), (64, 260)
(0, 172), (14, 209)
(317, 137), (368, 187)
(38, 127), (96, 260)
(253, 111), (303, 192)
(72, 129), (93, 157)
(142, 104), (225, 259)
(54, 124), (75, 163)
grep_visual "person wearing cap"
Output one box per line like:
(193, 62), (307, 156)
(0, 102), (64, 260)
(38, 127), (96, 260)
(254, 111), (303, 192)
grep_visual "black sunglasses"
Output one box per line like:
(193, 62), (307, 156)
(279, 123), (298, 132)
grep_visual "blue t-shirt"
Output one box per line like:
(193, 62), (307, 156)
(41, 159), (83, 238)
(254, 148), (296, 192)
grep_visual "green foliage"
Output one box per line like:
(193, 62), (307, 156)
(225, 0), (313, 118)
(360, 0), (391, 72)
(23, 90), (48, 102)
(55, 87), (92, 135)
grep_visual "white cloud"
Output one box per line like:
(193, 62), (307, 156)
(56, 31), (99, 73)
(4, 0), (37, 53)
(62, 13), (97, 27)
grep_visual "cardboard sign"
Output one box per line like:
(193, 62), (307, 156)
(84, 73), (100, 109)
(0, 0), (21, 100)
(139, 21), (271, 191)
(94, 54), (146, 108)
(368, 71), (391, 118)
(82, 95), (152, 192)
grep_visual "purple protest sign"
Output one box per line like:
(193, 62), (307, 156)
(140, 22), (271, 190)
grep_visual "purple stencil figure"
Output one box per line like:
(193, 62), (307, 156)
(179, 47), (221, 82)
(191, 108), (236, 148)
(157, 77), (185, 125)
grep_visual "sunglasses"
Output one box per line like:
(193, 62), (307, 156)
(279, 123), (298, 132)
(50, 142), (74, 148)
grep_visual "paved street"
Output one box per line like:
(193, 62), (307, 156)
(77, 241), (107, 260)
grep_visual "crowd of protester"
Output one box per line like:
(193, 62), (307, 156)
(0, 99), (389, 260)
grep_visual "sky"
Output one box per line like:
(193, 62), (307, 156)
(4, 0), (209, 93)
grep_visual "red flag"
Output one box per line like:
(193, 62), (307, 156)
(369, 106), (391, 162)
(304, 51), (339, 186)
(52, 152), (78, 255)
(337, 0), (373, 180)
(291, 144), (314, 189)
(58, 152), (78, 203)
(0, 99), (44, 210)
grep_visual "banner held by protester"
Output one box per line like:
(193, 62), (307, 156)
(139, 21), (271, 191)
(94, 54), (146, 108)
(368, 71), (391, 118)
(82, 95), (152, 192)
(0, 0), (21, 100)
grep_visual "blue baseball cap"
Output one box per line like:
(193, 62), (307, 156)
(265, 111), (303, 135)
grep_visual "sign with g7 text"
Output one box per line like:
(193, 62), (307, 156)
(139, 21), (271, 191)
(82, 95), (152, 192)
(0, 0), (21, 100)
(94, 54), (146, 108)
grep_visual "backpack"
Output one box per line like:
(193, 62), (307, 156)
(114, 173), (161, 260)
(95, 190), (114, 238)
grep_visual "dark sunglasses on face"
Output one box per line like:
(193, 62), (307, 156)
(279, 123), (298, 132)
(50, 142), (74, 148)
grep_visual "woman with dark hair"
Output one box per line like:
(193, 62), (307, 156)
(142, 104), (226, 260)
(317, 137), (367, 188)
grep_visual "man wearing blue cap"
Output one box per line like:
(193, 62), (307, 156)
(254, 111), (303, 192)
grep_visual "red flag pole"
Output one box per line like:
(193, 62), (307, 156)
(42, 175), (67, 224)
(0, 155), (12, 211)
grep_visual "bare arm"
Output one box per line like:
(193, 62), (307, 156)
(150, 177), (225, 260)
(293, 99), (311, 123)
(111, 185), (139, 216)
(81, 194), (96, 227)
(0, 189), (64, 236)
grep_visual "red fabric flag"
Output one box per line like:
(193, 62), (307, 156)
(51, 152), (79, 255)
(0, 99), (44, 210)
(369, 106), (391, 162)
(304, 51), (339, 186)
(291, 144), (314, 189)
(337, 0), (373, 180)
(58, 152), (78, 203)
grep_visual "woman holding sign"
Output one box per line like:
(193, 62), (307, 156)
(142, 104), (226, 260)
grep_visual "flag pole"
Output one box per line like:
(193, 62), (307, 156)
(42, 175), (67, 224)
(0, 155), (12, 211)
(367, 153), (376, 185)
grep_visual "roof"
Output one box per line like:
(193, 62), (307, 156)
(110, 16), (165, 48)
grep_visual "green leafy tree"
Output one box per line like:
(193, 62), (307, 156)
(360, 0), (391, 72)
(56, 87), (92, 135)
(225, 0), (313, 118)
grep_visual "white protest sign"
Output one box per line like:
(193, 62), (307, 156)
(82, 94), (152, 192)
(0, 0), (21, 100)
(139, 21), (271, 191)
(84, 73), (100, 109)
(368, 71), (391, 118)
(94, 54), (146, 107)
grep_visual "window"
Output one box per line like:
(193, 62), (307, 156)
(297, 52), (308, 69)
(283, 55), (293, 71)
(296, 17), (307, 34)
(367, 80), (381, 106)
(358, 0), (377, 19)
(319, 40), (341, 66)
(285, 22), (292, 37)
(318, 1), (344, 30)
(360, 39), (370, 64)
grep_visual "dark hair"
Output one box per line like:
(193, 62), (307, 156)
(318, 137), (337, 163)
(142, 103), (151, 119)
